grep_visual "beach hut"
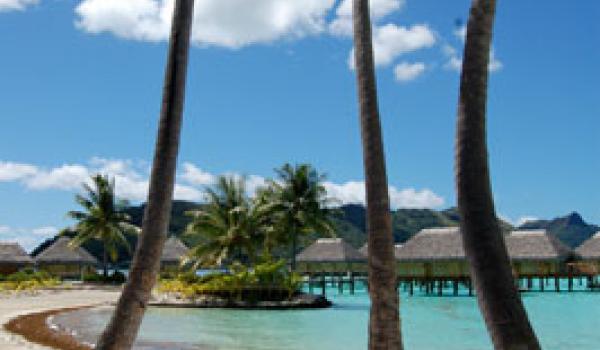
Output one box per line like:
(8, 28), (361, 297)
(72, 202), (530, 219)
(35, 237), (98, 279)
(296, 238), (366, 274)
(395, 227), (469, 279)
(160, 236), (189, 272)
(0, 243), (33, 275)
(504, 230), (575, 276)
(575, 232), (600, 264)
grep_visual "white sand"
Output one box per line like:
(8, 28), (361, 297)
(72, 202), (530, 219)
(0, 287), (121, 349)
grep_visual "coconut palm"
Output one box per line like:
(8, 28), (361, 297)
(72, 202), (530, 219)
(184, 176), (266, 268)
(95, 0), (195, 348)
(68, 174), (136, 278)
(267, 163), (335, 270)
(352, 0), (403, 349)
(455, 0), (541, 348)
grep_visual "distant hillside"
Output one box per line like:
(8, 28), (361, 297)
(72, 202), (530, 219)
(33, 200), (596, 262)
(518, 212), (599, 248)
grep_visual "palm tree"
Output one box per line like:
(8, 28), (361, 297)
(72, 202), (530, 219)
(352, 0), (403, 349)
(267, 163), (335, 270)
(455, 0), (541, 349)
(184, 176), (265, 268)
(95, 0), (195, 348)
(68, 174), (136, 278)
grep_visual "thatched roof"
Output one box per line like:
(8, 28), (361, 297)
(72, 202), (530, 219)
(576, 232), (600, 259)
(161, 236), (189, 264)
(359, 243), (404, 259)
(296, 238), (366, 263)
(0, 243), (33, 264)
(396, 227), (465, 261)
(505, 230), (575, 261)
(35, 237), (98, 265)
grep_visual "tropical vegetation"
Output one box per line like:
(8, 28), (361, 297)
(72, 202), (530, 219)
(68, 174), (138, 278)
(158, 260), (302, 302)
(0, 269), (60, 292)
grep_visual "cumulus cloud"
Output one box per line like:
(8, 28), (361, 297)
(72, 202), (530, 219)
(0, 225), (59, 251)
(329, 0), (405, 36)
(0, 0), (38, 12)
(75, 0), (336, 48)
(0, 162), (38, 181)
(181, 162), (216, 186)
(348, 24), (436, 68)
(323, 181), (444, 209)
(394, 61), (426, 81)
(2, 158), (444, 210)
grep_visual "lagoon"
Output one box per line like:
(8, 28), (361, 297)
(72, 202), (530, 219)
(53, 284), (600, 350)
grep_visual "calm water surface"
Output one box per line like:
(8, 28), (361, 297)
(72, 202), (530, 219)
(54, 283), (600, 350)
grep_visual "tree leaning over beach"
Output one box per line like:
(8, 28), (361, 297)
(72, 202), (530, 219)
(352, 0), (403, 349)
(95, 0), (195, 348)
(455, 0), (541, 349)
(68, 174), (136, 278)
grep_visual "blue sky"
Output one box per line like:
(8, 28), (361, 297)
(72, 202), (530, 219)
(0, 0), (598, 250)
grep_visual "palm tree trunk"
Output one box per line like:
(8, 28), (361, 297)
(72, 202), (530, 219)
(95, 1), (195, 348)
(352, 1), (402, 349)
(455, 1), (540, 349)
(290, 222), (297, 271)
(103, 245), (108, 279)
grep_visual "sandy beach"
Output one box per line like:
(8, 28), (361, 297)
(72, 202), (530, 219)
(0, 287), (120, 349)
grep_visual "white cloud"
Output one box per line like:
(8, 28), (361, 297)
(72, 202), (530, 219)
(2, 158), (444, 210)
(181, 162), (216, 186)
(323, 181), (444, 209)
(31, 226), (58, 236)
(26, 164), (90, 190)
(349, 24), (436, 68)
(0, 0), (38, 12)
(75, 0), (336, 49)
(329, 0), (405, 36)
(0, 225), (60, 252)
(394, 61), (426, 81)
(0, 162), (38, 181)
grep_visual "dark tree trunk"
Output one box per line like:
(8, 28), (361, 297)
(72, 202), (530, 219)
(290, 222), (297, 271)
(103, 245), (108, 278)
(95, 1), (195, 348)
(455, 1), (540, 349)
(352, 1), (402, 349)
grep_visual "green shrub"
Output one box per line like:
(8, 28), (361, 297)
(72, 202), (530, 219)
(83, 271), (126, 284)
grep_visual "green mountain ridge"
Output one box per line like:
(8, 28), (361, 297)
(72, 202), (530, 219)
(31, 201), (599, 263)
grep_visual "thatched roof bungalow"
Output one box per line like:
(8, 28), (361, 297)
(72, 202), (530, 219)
(35, 237), (98, 278)
(575, 232), (600, 261)
(160, 236), (189, 271)
(395, 227), (469, 278)
(0, 243), (33, 274)
(505, 230), (576, 276)
(296, 238), (366, 273)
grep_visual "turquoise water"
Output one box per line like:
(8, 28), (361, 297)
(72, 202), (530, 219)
(56, 282), (600, 349)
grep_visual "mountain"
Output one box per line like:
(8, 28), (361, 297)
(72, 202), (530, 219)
(33, 200), (596, 262)
(518, 212), (599, 248)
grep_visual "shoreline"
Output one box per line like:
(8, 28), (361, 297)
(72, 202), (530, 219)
(5, 306), (93, 350)
(0, 288), (120, 349)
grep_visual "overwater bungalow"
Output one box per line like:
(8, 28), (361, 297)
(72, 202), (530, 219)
(35, 237), (98, 279)
(160, 236), (189, 272)
(574, 232), (600, 275)
(505, 230), (576, 277)
(395, 227), (469, 279)
(296, 238), (366, 274)
(0, 243), (34, 275)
